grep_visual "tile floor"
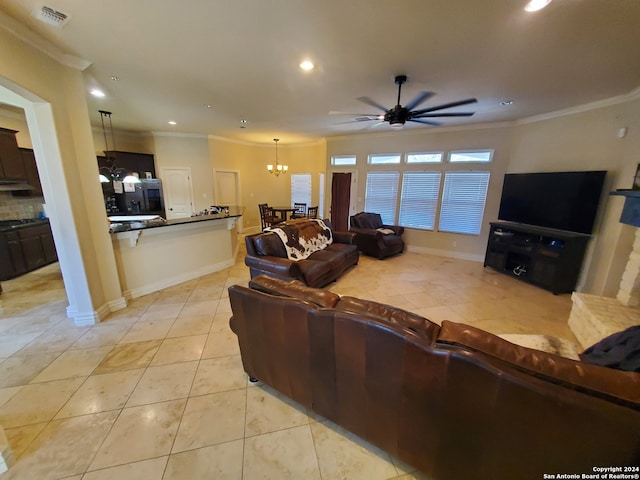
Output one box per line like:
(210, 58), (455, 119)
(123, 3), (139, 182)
(0, 242), (576, 480)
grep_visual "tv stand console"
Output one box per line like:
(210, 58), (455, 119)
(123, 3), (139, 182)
(484, 221), (590, 294)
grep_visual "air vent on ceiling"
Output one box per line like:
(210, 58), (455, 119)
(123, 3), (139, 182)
(32, 5), (70, 27)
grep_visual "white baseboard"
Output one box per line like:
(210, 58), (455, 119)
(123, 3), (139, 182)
(122, 258), (236, 300)
(66, 296), (128, 326)
(406, 245), (484, 263)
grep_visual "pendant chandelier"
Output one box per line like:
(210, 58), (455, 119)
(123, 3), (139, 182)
(98, 110), (140, 184)
(267, 138), (288, 176)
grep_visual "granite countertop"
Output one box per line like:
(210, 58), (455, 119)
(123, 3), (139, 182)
(108, 206), (243, 233)
(0, 218), (50, 232)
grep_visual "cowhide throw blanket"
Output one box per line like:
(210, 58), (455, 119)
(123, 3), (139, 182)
(265, 219), (333, 260)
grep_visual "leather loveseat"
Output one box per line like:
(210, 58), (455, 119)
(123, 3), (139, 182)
(229, 275), (640, 480)
(244, 219), (359, 288)
(349, 212), (405, 259)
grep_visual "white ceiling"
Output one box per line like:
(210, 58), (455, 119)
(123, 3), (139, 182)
(1, 0), (640, 144)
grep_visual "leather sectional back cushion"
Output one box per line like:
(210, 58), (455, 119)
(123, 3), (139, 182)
(249, 275), (340, 308)
(337, 296), (439, 339)
(253, 232), (287, 258)
(437, 320), (640, 405)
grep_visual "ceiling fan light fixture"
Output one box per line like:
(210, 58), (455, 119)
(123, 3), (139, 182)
(524, 0), (552, 12)
(390, 121), (404, 128)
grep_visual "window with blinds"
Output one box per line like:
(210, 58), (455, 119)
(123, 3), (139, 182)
(290, 173), (312, 207)
(365, 171), (400, 224)
(398, 172), (442, 230)
(438, 171), (490, 235)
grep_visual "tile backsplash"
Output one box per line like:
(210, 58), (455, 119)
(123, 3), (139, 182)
(0, 192), (46, 220)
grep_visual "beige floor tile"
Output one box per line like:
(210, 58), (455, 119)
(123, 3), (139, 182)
(1, 411), (118, 480)
(88, 399), (186, 471)
(245, 386), (309, 437)
(72, 324), (132, 348)
(210, 313), (233, 334)
(201, 331), (240, 359)
(0, 377), (84, 428)
(215, 300), (232, 315)
(188, 285), (225, 302)
(4, 422), (47, 460)
(3, 412), (118, 480)
(243, 425), (321, 480)
(172, 389), (246, 453)
(178, 300), (219, 317)
(54, 369), (145, 419)
(0, 386), (22, 407)
(30, 346), (112, 383)
(0, 332), (41, 357)
(149, 334), (207, 366)
(166, 315), (213, 338)
(190, 355), (247, 396)
(93, 340), (162, 374)
(118, 318), (176, 344)
(16, 325), (90, 355)
(138, 303), (184, 322)
(81, 456), (168, 480)
(0, 352), (60, 388)
(164, 440), (243, 480)
(126, 361), (198, 406)
(310, 420), (397, 480)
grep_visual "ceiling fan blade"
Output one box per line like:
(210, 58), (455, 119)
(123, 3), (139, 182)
(357, 96), (389, 113)
(363, 121), (386, 130)
(411, 98), (478, 115)
(408, 118), (442, 126)
(412, 112), (475, 118)
(403, 91), (435, 112)
(329, 111), (380, 116)
(334, 117), (379, 125)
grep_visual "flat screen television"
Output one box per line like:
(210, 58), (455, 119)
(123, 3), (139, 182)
(497, 170), (606, 235)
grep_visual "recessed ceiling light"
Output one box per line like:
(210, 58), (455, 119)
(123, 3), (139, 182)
(204, 104), (213, 109)
(299, 60), (314, 71)
(168, 121), (177, 125)
(524, 0), (552, 12)
(500, 100), (514, 106)
(90, 89), (105, 97)
(110, 75), (119, 81)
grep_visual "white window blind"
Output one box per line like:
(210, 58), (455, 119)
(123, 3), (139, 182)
(398, 172), (442, 230)
(290, 173), (312, 207)
(318, 173), (325, 218)
(365, 171), (400, 224)
(439, 171), (490, 235)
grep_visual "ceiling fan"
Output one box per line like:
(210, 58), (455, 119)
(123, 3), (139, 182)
(334, 75), (477, 128)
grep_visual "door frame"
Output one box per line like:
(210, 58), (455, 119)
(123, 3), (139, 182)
(160, 166), (195, 219)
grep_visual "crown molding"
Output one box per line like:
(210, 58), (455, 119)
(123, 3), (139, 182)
(517, 86), (640, 125)
(207, 134), (324, 148)
(0, 10), (91, 71)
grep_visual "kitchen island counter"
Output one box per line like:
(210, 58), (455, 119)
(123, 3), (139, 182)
(110, 208), (243, 300)
(108, 206), (243, 233)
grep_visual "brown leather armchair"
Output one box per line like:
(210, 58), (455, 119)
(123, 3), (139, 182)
(349, 212), (405, 259)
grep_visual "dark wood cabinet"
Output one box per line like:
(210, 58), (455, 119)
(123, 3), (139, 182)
(0, 127), (27, 180)
(19, 148), (43, 196)
(0, 222), (57, 280)
(102, 151), (156, 179)
(484, 221), (590, 294)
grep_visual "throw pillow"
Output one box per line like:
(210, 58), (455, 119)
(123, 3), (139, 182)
(579, 325), (640, 372)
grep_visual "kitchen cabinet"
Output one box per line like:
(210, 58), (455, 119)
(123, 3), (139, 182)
(101, 151), (156, 179)
(19, 148), (43, 196)
(0, 221), (57, 280)
(0, 127), (27, 180)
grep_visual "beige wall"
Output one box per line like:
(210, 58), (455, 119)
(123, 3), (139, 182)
(509, 97), (640, 295)
(0, 24), (122, 314)
(208, 136), (326, 230)
(326, 124), (514, 260)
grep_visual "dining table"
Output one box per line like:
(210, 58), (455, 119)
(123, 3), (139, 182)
(270, 206), (297, 221)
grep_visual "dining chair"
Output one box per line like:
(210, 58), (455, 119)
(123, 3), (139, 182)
(307, 206), (319, 219)
(291, 202), (307, 219)
(259, 203), (283, 229)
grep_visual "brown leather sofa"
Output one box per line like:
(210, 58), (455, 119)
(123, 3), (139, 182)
(229, 275), (640, 480)
(349, 212), (405, 259)
(244, 220), (359, 288)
